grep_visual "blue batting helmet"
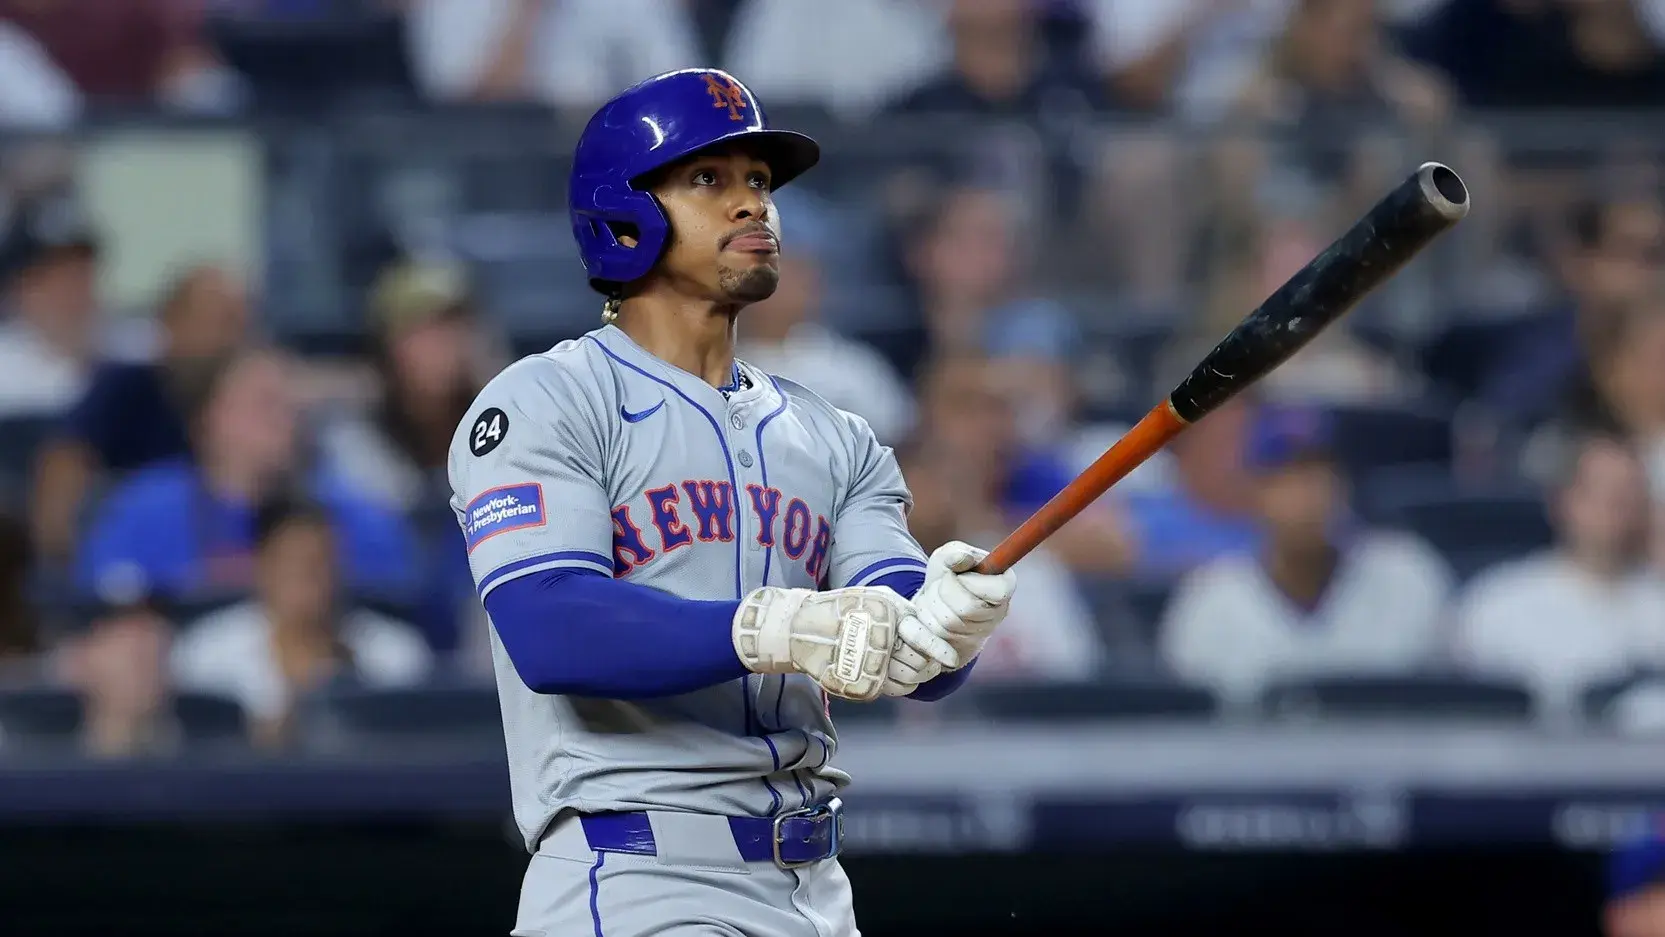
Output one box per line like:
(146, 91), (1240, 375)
(568, 68), (820, 295)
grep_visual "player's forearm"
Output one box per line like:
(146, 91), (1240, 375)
(867, 567), (978, 702)
(483, 569), (748, 698)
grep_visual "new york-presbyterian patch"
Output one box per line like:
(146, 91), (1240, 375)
(464, 483), (546, 552)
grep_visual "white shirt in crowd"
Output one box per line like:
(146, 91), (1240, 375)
(737, 324), (915, 445)
(724, 0), (948, 118)
(408, 0), (700, 107)
(1454, 553), (1665, 721)
(0, 22), (79, 130)
(0, 321), (88, 420)
(957, 536), (1104, 683)
(171, 601), (434, 722)
(317, 412), (434, 512)
(1160, 533), (1454, 706)
(1085, 0), (1454, 123)
(408, 0), (948, 117)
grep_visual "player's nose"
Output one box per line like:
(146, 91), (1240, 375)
(728, 187), (767, 224)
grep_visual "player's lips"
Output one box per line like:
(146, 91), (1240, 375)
(722, 231), (778, 254)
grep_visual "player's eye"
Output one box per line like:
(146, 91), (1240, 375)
(692, 169), (718, 186)
(748, 172), (770, 189)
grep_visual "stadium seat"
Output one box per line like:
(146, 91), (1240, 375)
(1359, 469), (1552, 579)
(1259, 674), (1535, 722)
(970, 677), (1219, 723)
(1074, 578), (1164, 664)
(171, 692), (248, 751)
(1122, 581), (1175, 635)
(303, 681), (503, 755)
(1327, 403), (1454, 475)
(1582, 671), (1665, 731)
(0, 686), (81, 754)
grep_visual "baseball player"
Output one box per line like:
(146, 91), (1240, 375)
(448, 69), (1019, 937)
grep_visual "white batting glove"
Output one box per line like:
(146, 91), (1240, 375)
(733, 586), (953, 702)
(881, 616), (952, 697)
(901, 541), (1017, 671)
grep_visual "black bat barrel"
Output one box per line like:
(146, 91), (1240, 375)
(1168, 161), (1470, 424)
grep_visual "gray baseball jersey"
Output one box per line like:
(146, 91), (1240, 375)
(449, 324), (926, 851)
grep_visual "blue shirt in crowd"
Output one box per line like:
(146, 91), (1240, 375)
(75, 458), (420, 605)
(1117, 490), (1263, 580)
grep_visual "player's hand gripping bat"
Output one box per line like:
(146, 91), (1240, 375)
(975, 161), (1471, 576)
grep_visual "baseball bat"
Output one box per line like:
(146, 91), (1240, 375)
(975, 161), (1470, 576)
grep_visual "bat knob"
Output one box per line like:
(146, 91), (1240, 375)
(1416, 162), (1470, 223)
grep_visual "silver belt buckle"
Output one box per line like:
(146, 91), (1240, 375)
(772, 797), (844, 869)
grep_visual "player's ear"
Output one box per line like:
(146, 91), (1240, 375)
(606, 220), (641, 250)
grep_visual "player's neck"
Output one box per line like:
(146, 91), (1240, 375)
(614, 297), (740, 389)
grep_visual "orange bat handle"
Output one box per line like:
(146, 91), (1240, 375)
(975, 402), (1189, 575)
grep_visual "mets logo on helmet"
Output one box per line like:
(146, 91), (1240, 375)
(704, 74), (747, 121)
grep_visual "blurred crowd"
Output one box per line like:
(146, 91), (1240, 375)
(0, 0), (1661, 757)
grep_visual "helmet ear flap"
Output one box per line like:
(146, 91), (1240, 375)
(571, 188), (669, 291)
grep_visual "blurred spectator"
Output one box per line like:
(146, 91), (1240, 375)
(74, 346), (419, 610)
(1405, 0), (1665, 108)
(0, 20), (78, 128)
(406, 0), (698, 108)
(1169, 174), (1417, 405)
(723, 0), (948, 118)
(1583, 304), (1665, 496)
(317, 258), (495, 652)
(1215, 0), (1452, 131)
(1087, 0), (1288, 115)
(985, 313), (1082, 458)
(0, 0), (238, 112)
(1197, 0), (1454, 261)
(893, 184), (1079, 382)
(913, 354), (1133, 576)
(1610, 822), (1665, 937)
(55, 605), (169, 757)
(0, 189), (103, 420)
(1159, 403), (1453, 705)
(736, 202), (915, 445)
(899, 442), (1104, 683)
(31, 265), (251, 565)
(320, 259), (488, 513)
(1115, 395), (1262, 579)
(1455, 434), (1665, 720)
(171, 494), (431, 751)
(889, 0), (1108, 118)
(1463, 194), (1665, 436)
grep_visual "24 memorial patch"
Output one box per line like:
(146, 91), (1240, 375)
(470, 407), (509, 457)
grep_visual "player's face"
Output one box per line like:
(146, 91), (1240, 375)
(648, 147), (782, 306)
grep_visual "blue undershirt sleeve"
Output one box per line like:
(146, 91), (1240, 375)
(487, 565), (978, 701)
(868, 568), (977, 702)
(484, 568), (748, 698)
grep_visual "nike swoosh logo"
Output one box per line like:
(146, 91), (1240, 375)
(620, 400), (665, 423)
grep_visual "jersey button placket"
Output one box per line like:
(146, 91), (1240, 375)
(728, 405), (766, 568)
